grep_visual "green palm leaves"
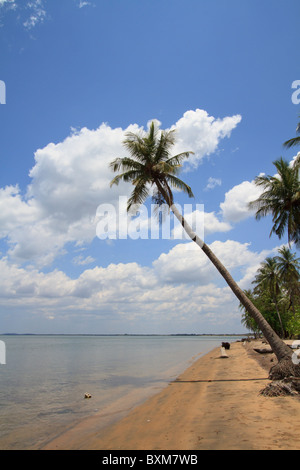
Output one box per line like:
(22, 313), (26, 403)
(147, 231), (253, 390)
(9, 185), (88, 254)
(251, 115), (300, 247)
(249, 158), (300, 247)
(252, 257), (285, 336)
(275, 246), (300, 316)
(110, 122), (194, 211)
(241, 247), (300, 338)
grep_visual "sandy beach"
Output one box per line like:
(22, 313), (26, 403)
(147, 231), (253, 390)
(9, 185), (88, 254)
(42, 340), (300, 451)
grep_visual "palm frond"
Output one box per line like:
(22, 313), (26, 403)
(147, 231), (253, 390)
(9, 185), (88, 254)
(109, 120), (194, 213)
(283, 137), (300, 149)
(122, 131), (152, 164)
(127, 180), (150, 212)
(110, 170), (144, 187)
(154, 129), (176, 163)
(250, 157), (300, 246)
(109, 157), (144, 173)
(165, 151), (195, 167)
(151, 188), (170, 223)
(165, 174), (194, 199)
(153, 161), (179, 175)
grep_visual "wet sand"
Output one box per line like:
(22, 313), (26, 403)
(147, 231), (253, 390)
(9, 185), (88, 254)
(42, 340), (300, 450)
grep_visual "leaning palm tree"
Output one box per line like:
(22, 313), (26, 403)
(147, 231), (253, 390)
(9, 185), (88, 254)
(283, 116), (300, 149)
(110, 122), (296, 379)
(249, 158), (300, 248)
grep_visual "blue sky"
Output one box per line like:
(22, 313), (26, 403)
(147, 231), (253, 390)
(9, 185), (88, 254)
(0, 0), (299, 334)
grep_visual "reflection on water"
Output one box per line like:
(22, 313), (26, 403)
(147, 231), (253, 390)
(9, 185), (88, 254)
(0, 335), (243, 449)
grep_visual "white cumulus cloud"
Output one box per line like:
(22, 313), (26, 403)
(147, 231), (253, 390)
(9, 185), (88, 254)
(220, 180), (263, 223)
(170, 109), (242, 168)
(205, 177), (222, 191)
(1, 110), (241, 267)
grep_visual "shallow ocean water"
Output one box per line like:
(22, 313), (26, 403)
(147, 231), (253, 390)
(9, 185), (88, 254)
(0, 334), (243, 449)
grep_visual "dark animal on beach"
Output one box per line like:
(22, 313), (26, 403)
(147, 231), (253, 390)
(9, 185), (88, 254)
(222, 342), (231, 350)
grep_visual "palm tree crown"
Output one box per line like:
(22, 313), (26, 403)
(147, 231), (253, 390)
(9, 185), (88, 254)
(249, 157), (300, 247)
(275, 246), (300, 283)
(110, 122), (194, 211)
(253, 257), (281, 296)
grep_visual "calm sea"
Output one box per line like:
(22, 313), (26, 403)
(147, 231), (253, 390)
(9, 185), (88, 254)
(0, 334), (243, 449)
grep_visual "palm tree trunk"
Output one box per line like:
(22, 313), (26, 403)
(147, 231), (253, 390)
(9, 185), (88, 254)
(273, 295), (285, 338)
(170, 203), (292, 364)
(288, 286), (297, 317)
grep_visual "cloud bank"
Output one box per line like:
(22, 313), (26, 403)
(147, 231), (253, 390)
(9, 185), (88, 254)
(0, 108), (254, 333)
(1, 108), (284, 334)
(0, 240), (274, 333)
(0, 110), (241, 267)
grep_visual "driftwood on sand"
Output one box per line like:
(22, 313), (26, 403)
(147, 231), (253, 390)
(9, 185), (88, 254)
(253, 348), (273, 354)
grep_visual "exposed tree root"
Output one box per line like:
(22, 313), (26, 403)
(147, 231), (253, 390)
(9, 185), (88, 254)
(260, 377), (300, 397)
(269, 356), (300, 381)
(259, 355), (300, 396)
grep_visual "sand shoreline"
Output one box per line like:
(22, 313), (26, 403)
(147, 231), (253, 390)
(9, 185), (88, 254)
(42, 340), (300, 451)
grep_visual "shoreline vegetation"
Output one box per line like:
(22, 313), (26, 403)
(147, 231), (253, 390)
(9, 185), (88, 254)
(41, 339), (300, 451)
